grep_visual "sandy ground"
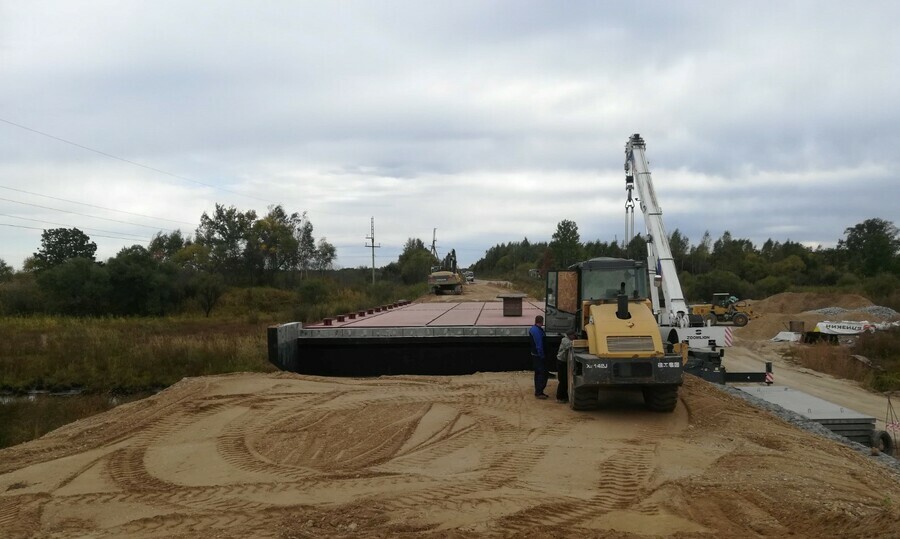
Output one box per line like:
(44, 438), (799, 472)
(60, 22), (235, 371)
(2, 290), (900, 538)
(415, 280), (519, 303)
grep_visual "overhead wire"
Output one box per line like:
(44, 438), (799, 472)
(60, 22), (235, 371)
(0, 222), (147, 242)
(0, 213), (151, 240)
(0, 116), (384, 266)
(0, 117), (389, 225)
(0, 116), (278, 205)
(0, 196), (177, 231)
(0, 185), (198, 227)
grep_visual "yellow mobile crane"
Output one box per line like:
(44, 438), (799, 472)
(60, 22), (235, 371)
(545, 134), (760, 412)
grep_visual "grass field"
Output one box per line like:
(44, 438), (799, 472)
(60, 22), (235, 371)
(0, 281), (430, 448)
(0, 315), (278, 394)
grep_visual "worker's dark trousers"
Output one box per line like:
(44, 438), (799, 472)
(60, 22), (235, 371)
(532, 354), (547, 395)
(556, 359), (568, 401)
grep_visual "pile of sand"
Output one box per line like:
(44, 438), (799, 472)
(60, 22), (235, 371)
(752, 292), (874, 314)
(736, 292), (895, 340)
(2, 371), (899, 538)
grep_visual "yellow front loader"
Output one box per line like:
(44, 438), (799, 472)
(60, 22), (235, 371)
(545, 257), (686, 412)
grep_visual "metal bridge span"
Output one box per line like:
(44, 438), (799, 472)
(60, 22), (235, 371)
(268, 300), (562, 376)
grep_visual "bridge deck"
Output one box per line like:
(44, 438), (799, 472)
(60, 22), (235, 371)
(305, 300), (546, 329)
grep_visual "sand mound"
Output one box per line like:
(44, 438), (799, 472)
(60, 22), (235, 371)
(1, 371), (899, 538)
(735, 292), (898, 340)
(753, 292), (874, 314)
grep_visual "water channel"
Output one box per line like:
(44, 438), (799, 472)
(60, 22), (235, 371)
(0, 391), (154, 449)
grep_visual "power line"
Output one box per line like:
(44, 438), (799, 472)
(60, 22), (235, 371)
(0, 185), (198, 227)
(0, 118), (394, 223)
(0, 116), (277, 205)
(0, 213), (150, 239)
(0, 196), (176, 231)
(0, 222), (145, 241)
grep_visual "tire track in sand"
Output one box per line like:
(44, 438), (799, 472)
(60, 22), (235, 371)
(497, 398), (689, 532)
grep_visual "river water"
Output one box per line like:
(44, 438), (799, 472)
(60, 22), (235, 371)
(0, 391), (153, 449)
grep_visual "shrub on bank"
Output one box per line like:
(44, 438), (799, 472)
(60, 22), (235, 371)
(0, 316), (275, 393)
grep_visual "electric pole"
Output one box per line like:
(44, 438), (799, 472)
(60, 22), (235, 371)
(365, 217), (380, 284)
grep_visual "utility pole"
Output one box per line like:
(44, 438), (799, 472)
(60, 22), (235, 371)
(365, 217), (380, 284)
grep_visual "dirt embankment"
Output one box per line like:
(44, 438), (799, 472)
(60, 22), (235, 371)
(2, 370), (899, 539)
(734, 292), (897, 340)
(3, 290), (900, 538)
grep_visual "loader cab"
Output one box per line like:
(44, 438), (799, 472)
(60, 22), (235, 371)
(544, 257), (650, 334)
(712, 293), (736, 308)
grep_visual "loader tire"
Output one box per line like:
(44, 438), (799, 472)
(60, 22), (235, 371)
(705, 314), (717, 326)
(571, 387), (598, 411)
(567, 357), (596, 410)
(732, 313), (749, 327)
(643, 386), (678, 413)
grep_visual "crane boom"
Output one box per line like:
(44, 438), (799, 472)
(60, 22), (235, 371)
(625, 134), (689, 328)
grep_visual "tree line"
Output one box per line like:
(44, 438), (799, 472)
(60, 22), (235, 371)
(2, 211), (897, 317)
(470, 217), (900, 308)
(0, 204), (337, 317)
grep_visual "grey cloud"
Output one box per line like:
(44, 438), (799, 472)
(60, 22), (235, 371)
(2, 1), (900, 269)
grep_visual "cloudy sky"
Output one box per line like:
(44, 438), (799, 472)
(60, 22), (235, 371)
(2, 1), (898, 270)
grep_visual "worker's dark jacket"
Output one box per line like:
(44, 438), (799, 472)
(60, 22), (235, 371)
(528, 324), (545, 358)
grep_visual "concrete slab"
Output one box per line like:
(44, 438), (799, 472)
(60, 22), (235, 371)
(738, 385), (875, 423)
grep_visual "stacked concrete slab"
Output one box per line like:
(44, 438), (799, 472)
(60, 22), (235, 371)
(739, 385), (875, 445)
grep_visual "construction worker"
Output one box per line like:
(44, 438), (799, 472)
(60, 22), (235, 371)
(529, 315), (548, 399)
(556, 330), (576, 403)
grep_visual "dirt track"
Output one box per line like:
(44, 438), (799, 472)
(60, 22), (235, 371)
(2, 289), (900, 538)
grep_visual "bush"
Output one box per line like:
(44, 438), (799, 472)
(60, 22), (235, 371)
(754, 275), (790, 298)
(836, 273), (860, 287)
(863, 273), (900, 307)
(0, 276), (46, 315)
(790, 343), (874, 386)
(297, 278), (331, 305)
(0, 316), (276, 394)
(871, 372), (900, 393)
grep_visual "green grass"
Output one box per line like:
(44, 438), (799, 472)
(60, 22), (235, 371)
(0, 315), (277, 393)
(0, 281), (429, 394)
(0, 280), (429, 448)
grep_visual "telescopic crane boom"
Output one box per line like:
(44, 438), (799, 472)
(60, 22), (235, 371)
(624, 134), (690, 328)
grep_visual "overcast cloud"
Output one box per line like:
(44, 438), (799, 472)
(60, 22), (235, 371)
(2, 1), (898, 270)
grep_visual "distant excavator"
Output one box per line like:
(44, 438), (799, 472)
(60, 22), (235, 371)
(427, 229), (465, 295)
